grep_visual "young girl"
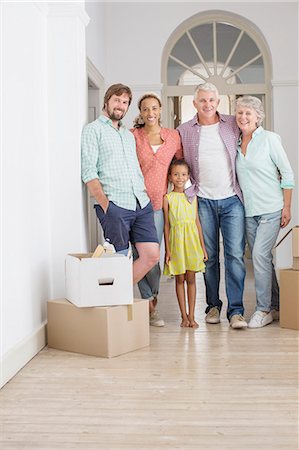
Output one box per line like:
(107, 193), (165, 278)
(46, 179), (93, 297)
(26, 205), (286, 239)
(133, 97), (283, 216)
(163, 159), (208, 328)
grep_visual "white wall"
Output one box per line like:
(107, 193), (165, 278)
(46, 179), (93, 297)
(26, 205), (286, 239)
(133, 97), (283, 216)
(1, 2), (50, 385)
(1, 1), (89, 387)
(105, 2), (298, 85)
(273, 83), (299, 267)
(85, 1), (106, 76)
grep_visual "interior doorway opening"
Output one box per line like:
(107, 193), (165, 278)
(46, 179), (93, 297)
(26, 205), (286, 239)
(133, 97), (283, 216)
(161, 11), (272, 129)
(86, 59), (104, 252)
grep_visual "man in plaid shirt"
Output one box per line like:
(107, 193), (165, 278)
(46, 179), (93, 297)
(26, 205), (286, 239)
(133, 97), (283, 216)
(81, 83), (159, 285)
(178, 82), (247, 329)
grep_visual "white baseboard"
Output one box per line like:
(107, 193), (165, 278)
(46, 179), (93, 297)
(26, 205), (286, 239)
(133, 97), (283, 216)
(0, 321), (47, 389)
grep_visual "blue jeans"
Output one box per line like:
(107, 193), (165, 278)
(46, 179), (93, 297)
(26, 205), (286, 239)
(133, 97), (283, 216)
(134, 209), (164, 300)
(198, 195), (246, 319)
(246, 210), (281, 312)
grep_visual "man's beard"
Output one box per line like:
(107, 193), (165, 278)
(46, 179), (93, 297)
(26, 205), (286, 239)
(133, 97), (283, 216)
(107, 107), (125, 121)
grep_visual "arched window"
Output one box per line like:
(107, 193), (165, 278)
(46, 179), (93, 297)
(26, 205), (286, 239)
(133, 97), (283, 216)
(161, 11), (272, 128)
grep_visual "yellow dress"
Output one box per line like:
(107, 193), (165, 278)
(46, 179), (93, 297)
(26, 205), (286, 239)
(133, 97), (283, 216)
(163, 192), (205, 276)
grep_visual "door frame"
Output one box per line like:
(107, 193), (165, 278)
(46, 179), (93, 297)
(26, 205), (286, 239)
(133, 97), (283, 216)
(86, 59), (104, 251)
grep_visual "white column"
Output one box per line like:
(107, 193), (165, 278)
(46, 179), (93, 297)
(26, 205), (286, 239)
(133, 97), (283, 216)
(47, 3), (90, 297)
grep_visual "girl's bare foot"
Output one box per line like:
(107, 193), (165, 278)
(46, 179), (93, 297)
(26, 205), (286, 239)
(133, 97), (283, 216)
(188, 315), (199, 328)
(180, 318), (190, 327)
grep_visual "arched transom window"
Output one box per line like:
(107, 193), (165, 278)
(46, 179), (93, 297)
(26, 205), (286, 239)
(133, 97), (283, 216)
(162, 11), (272, 128)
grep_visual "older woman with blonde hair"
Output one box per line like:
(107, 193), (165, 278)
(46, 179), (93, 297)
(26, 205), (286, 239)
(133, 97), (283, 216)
(235, 95), (295, 328)
(131, 93), (183, 326)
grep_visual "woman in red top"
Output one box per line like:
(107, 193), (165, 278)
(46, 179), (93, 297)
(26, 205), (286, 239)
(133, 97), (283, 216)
(131, 93), (183, 326)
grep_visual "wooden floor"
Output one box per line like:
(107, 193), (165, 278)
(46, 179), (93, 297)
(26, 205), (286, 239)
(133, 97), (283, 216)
(0, 258), (298, 450)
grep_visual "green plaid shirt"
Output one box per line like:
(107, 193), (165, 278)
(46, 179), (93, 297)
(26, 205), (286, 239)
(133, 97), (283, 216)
(81, 115), (149, 210)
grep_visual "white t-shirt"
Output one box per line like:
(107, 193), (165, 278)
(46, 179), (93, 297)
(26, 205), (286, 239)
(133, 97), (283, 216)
(198, 123), (235, 200)
(151, 144), (161, 154)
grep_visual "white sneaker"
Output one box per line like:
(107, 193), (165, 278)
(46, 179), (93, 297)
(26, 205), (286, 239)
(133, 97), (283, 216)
(205, 307), (220, 324)
(230, 314), (248, 329)
(248, 311), (273, 329)
(149, 310), (165, 327)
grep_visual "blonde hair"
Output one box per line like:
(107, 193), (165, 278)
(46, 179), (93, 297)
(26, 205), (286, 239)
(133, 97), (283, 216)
(133, 93), (162, 128)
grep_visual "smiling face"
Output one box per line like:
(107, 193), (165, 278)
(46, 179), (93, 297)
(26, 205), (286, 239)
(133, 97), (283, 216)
(104, 93), (130, 123)
(139, 97), (161, 128)
(193, 90), (220, 125)
(236, 105), (259, 136)
(169, 163), (190, 192)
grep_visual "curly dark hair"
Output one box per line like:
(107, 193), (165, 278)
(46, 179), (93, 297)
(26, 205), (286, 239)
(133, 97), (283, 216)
(168, 158), (190, 175)
(133, 93), (162, 128)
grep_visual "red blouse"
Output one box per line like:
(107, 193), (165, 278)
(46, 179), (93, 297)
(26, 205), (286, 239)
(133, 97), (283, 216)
(131, 127), (183, 210)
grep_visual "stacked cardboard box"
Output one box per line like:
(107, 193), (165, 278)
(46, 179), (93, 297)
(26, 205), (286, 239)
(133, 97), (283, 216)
(278, 226), (299, 330)
(47, 298), (149, 358)
(47, 250), (150, 357)
(65, 252), (133, 307)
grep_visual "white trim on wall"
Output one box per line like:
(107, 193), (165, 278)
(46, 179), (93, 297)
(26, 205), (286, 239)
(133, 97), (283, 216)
(33, 1), (90, 26)
(47, 3), (90, 26)
(271, 80), (299, 87)
(87, 58), (104, 89)
(0, 321), (47, 389)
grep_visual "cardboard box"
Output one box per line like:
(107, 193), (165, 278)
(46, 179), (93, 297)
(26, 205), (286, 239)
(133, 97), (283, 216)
(292, 227), (299, 257)
(65, 253), (133, 307)
(47, 298), (149, 358)
(275, 226), (299, 271)
(279, 269), (299, 330)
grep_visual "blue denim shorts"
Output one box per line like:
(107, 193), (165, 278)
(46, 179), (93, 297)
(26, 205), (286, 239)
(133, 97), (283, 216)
(95, 201), (158, 252)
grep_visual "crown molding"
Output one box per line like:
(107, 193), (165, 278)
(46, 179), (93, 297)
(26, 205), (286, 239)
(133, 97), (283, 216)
(35, 2), (90, 26)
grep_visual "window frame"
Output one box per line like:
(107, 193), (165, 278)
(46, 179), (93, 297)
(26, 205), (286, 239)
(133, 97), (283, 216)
(161, 10), (272, 129)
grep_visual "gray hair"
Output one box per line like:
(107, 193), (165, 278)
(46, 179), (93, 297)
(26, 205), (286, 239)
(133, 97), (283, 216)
(235, 96), (265, 126)
(194, 82), (219, 100)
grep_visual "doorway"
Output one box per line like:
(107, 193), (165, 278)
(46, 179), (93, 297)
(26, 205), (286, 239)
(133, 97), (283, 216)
(86, 59), (104, 252)
(161, 11), (272, 129)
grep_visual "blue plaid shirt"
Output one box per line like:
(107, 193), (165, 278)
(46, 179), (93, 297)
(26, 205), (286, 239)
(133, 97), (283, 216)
(81, 115), (149, 210)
